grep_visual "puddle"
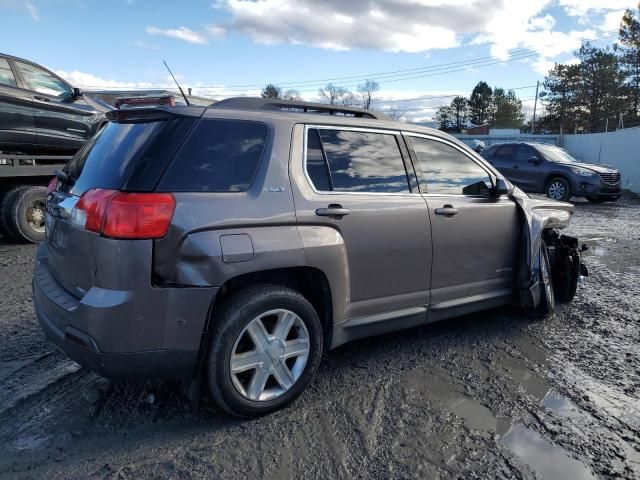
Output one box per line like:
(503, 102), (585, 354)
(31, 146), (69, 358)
(14, 434), (51, 451)
(500, 424), (597, 480)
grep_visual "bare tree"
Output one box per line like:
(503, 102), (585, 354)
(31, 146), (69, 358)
(282, 89), (302, 101)
(319, 83), (353, 105)
(386, 106), (408, 121)
(357, 79), (380, 109)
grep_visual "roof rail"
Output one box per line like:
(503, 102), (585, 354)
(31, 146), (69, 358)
(210, 97), (390, 120)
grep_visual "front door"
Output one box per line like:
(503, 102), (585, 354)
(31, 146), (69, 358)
(291, 125), (432, 320)
(405, 134), (520, 307)
(0, 57), (36, 152)
(13, 60), (92, 151)
(514, 144), (545, 191)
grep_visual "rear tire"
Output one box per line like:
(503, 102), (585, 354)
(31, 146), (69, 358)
(205, 284), (323, 417)
(546, 177), (571, 202)
(4, 186), (47, 243)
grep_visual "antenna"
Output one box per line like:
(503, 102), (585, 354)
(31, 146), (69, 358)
(163, 60), (190, 106)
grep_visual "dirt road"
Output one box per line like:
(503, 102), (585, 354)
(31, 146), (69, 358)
(0, 197), (638, 479)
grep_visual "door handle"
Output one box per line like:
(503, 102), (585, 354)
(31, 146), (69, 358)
(434, 205), (459, 217)
(34, 95), (50, 102)
(512, 165), (519, 169)
(315, 204), (350, 219)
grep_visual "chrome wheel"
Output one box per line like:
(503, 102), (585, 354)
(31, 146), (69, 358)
(25, 199), (45, 233)
(230, 308), (310, 401)
(547, 181), (566, 200)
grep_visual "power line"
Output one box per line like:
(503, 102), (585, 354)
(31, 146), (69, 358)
(372, 84), (538, 105)
(80, 31), (618, 94)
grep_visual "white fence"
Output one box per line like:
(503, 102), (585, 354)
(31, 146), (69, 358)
(562, 128), (640, 193)
(454, 134), (559, 147)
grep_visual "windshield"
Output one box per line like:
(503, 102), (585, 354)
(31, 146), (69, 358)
(536, 144), (579, 163)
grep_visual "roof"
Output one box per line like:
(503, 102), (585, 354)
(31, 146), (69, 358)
(211, 97), (390, 120)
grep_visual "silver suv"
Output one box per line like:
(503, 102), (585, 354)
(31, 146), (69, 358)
(33, 98), (585, 417)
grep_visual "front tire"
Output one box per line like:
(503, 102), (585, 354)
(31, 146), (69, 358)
(535, 242), (556, 316)
(546, 177), (571, 202)
(205, 285), (323, 417)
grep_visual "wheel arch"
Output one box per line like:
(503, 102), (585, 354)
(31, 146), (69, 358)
(198, 266), (334, 365)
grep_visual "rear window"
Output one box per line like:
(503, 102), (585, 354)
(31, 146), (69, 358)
(158, 119), (269, 192)
(66, 118), (196, 195)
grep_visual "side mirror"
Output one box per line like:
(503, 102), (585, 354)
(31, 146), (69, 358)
(528, 156), (541, 165)
(73, 87), (82, 98)
(492, 177), (513, 197)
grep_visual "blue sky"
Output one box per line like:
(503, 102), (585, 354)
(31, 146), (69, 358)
(0, 0), (635, 120)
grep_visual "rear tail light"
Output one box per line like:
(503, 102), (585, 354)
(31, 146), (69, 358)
(72, 189), (175, 239)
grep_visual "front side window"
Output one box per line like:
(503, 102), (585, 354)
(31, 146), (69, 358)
(15, 61), (71, 97)
(410, 137), (492, 196)
(517, 145), (539, 162)
(0, 58), (17, 87)
(305, 128), (410, 193)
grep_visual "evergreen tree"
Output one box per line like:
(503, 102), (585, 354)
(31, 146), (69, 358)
(450, 96), (469, 132)
(619, 6), (640, 117)
(261, 84), (281, 99)
(468, 81), (493, 125)
(576, 43), (625, 132)
(435, 105), (455, 131)
(542, 63), (581, 134)
(491, 88), (524, 128)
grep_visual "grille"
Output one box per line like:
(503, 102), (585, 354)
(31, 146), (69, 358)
(599, 172), (621, 185)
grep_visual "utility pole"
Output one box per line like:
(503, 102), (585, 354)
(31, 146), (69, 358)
(531, 80), (540, 134)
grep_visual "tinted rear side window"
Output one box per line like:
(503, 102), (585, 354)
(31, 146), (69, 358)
(308, 128), (409, 193)
(494, 145), (517, 161)
(159, 119), (268, 192)
(66, 118), (196, 195)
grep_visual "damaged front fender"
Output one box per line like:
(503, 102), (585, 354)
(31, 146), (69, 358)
(510, 189), (586, 307)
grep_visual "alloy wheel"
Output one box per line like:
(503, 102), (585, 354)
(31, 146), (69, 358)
(229, 308), (310, 401)
(548, 181), (566, 201)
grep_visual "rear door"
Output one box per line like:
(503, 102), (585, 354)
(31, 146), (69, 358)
(404, 133), (519, 308)
(291, 125), (431, 320)
(0, 57), (36, 151)
(13, 60), (92, 151)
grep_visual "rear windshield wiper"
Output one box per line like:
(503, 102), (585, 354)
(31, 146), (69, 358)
(54, 169), (75, 187)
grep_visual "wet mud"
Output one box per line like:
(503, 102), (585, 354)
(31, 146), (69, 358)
(0, 195), (638, 479)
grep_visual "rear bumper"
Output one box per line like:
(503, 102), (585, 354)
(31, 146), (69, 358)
(33, 249), (217, 379)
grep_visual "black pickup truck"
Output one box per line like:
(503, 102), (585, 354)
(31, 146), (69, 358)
(0, 53), (111, 242)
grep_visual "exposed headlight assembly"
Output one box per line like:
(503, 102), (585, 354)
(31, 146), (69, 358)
(571, 167), (595, 177)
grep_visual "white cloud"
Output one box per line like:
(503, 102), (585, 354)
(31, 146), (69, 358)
(24, 1), (38, 20)
(0, 0), (39, 20)
(133, 40), (160, 50)
(145, 26), (209, 45)
(601, 9), (627, 32)
(558, 0), (634, 20)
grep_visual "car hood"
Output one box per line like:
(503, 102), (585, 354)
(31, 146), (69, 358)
(553, 160), (618, 173)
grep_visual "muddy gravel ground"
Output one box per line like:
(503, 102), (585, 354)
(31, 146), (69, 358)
(0, 196), (639, 480)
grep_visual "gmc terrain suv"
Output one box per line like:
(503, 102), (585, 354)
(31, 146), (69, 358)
(34, 98), (584, 417)
(481, 142), (621, 202)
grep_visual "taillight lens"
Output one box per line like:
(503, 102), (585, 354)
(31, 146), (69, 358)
(72, 189), (175, 239)
(47, 177), (58, 194)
